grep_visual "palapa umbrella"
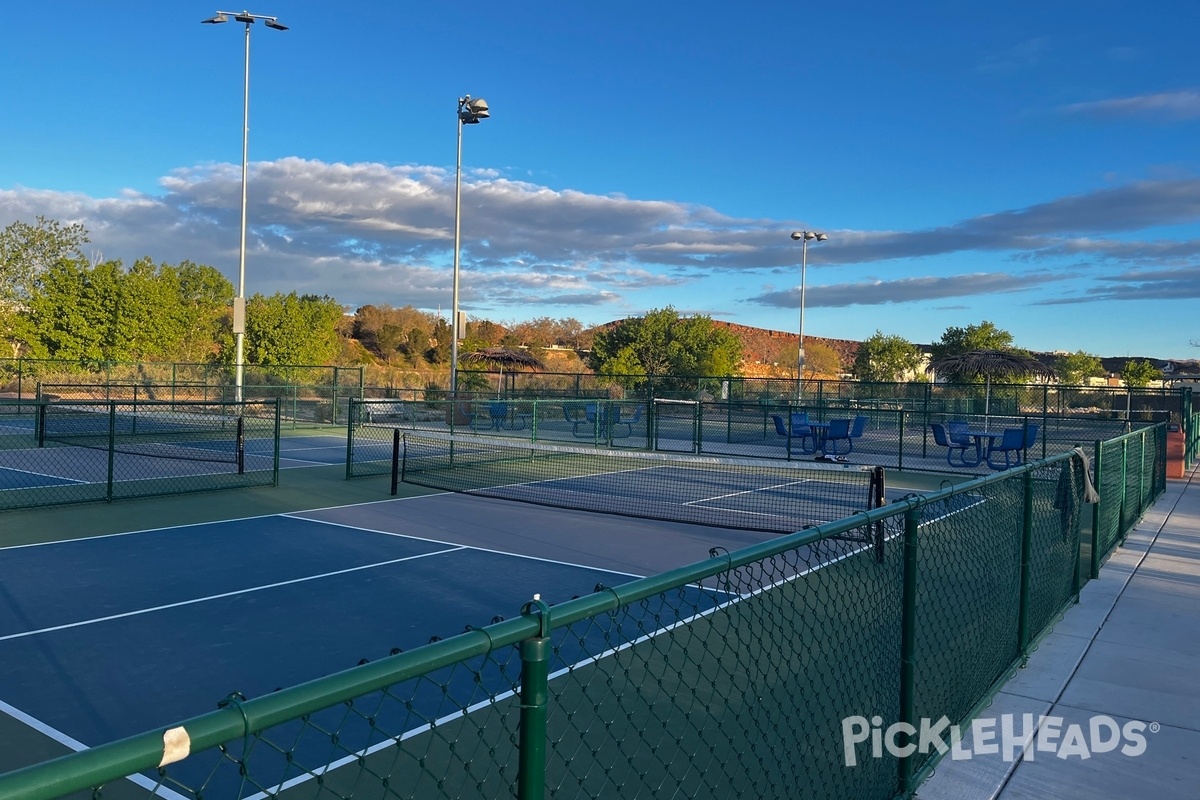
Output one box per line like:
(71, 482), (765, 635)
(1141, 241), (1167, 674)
(461, 347), (546, 395)
(925, 349), (1056, 428)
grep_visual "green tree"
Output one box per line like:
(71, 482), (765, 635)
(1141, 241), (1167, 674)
(1055, 350), (1105, 386)
(777, 340), (842, 380)
(929, 321), (1015, 361)
(20, 257), (233, 363)
(0, 216), (90, 357)
(585, 307), (742, 390)
(244, 293), (344, 367)
(1120, 359), (1162, 388)
(19, 259), (107, 361)
(853, 331), (925, 382)
(425, 318), (452, 364)
(173, 261), (235, 362)
(0, 216), (89, 304)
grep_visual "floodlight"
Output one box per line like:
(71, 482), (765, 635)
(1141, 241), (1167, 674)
(789, 230), (829, 399)
(202, 13), (227, 23)
(451, 95), (492, 395)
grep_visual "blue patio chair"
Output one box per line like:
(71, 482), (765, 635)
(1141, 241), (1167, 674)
(564, 404), (591, 437)
(487, 401), (509, 429)
(946, 420), (972, 446)
(985, 424), (1040, 470)
(610, 405), (643, 438)
(822, 418), (854, 455)
(849, 415), (868, 440)
(931, 422), (974, 468)
(771, 414), (817, 454)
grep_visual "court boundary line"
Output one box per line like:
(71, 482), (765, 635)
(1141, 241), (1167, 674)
(280, 512), (655, 584)
(0, 489), (460, 552)
(0, 547), (466, 643)
(0, 698), (188, 800)
(0, 465), (87, 485)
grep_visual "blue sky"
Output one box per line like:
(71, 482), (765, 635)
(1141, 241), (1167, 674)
(2, 1), (1198, 360)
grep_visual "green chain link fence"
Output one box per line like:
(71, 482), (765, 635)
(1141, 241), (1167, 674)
(346, 396), (1163, 477)
(0, 398), (280, 510)
(1, 359), (363, 428)
(0, 431), (1164, 799)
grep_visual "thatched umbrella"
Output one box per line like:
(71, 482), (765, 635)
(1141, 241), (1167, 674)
(461, 347), (546, 395)
(925, 349), (1056, 427)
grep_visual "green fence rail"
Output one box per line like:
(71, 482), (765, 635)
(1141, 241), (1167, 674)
(0, 432), (1166, 799)
(0, 398), (280, 510)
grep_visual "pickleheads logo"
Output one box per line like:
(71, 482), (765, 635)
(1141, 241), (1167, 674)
(841, 714), (1155, 766)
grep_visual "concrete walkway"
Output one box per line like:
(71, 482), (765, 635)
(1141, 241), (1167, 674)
(919, 460), (1200, 799)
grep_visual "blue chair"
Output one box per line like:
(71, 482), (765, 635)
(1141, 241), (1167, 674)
(771, 414), (817, 454)
(946, 420), (972, 446)
(610, 405), (644, 438)
(849, 415), (868, 441)
(822, 418), (854, 455)
(986, 424), (1039, 470)
(931, 423), (975, 468)
(488, 401), (509, 429)
(564, 404), (591, 437)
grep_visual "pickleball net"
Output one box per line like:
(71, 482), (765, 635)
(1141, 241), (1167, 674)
(37, 400), (251, 465)
(396, 432), (885, 534)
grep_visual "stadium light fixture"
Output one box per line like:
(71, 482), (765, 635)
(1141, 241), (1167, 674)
(450, 95), (491, 397)
(790, 230), (829, 400)
(203, 10), (288, 403)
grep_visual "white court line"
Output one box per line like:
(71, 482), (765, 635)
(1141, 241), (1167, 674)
(277, 444), (347, 453)
(0, 698), (189, 799)
(0, 547), (465, 643)
(0, 490), (455, 553)
(682, 477), (815, 505)
(281, 513), (653, 583)
(0, 465), (87, 484)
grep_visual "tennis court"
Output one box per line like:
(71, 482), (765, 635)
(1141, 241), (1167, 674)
(0, 489), (782, 797)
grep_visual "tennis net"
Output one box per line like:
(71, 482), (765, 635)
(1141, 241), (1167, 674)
(38, 401), (252, 465)
(398, 432), (884, 534)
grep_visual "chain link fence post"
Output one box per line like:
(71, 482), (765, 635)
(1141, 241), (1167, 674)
(1018, 468), (1034, 664)
(518, 597), (551, 799)
(898, 504), (920, 795)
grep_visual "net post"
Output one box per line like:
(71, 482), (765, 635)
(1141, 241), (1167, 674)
(390, 428), (401, 496)
(106, 402), (117, 503)
(36, 401), (46, 447)
(236, 415), (246, 475)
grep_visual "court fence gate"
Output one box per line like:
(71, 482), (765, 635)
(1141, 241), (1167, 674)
(0, 426), (1166, 799)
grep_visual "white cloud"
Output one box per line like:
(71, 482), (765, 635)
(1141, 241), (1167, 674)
(1060, 90), (1200, 121)
(2, 158), (1200, 323)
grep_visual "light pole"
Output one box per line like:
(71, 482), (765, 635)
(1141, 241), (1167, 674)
(202, 10), (288, 403)
(450, 94), (491, 397)
(790, 230), (828, 400)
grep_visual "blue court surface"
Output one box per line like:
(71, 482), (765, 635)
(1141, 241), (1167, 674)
(0, 493), (771, 795)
